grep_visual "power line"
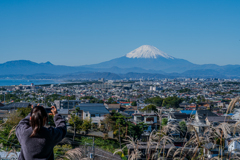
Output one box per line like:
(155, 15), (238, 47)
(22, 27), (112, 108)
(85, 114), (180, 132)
(0, 136), (21, 147)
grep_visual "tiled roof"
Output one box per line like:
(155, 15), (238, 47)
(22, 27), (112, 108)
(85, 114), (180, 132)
(206, 116), (235, 123)
(197, 110), (218, 120)
(170, 113), (191, 119)
(76, 103), (110, 115)
(106, 104), (121, 108)
(0, 102), (31, 110)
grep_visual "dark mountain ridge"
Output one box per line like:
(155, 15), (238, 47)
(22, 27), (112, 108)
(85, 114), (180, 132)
(1, 45), (240, 78)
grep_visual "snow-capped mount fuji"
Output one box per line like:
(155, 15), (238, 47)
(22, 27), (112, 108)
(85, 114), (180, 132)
(85, 45), (196, 72)
(126, 45), (174, 59)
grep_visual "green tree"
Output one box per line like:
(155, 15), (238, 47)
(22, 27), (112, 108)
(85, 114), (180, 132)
(0, 124), (20, 147)
(197, 95), (205, 102)
(161, 118), (168, 126)
(47, 102), (51, 107)
(99, 100), (104, 103)
(81, 119), (92, 132)
(141, 104), (157, 112)
(179, 121), (187, 133)
(128, 122), (148, 140)
(80, 96), (100, 103)
(75, 107), (80, 113)
(107, 97), (115, 104)
(16, 107), (31, 117)
(131, 101), (137, 106)
(80, 137), (119, 153)
(162, 96), (184, 108)
(103, 110), (130, 138)
(189, 98), (196, 103)
(54, 144), (72, 158)
(144, 96), (163, 106)
(0, 93), (20, 103)
(69, 114), (83, 133)
(61, 95), (76, 100)
(178, 88), (191, 93)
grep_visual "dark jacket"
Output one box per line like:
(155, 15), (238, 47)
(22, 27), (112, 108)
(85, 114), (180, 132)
(16, 113), (67, 160)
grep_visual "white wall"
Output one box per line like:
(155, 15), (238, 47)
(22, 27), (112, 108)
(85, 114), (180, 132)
(228, 141), (240, 153)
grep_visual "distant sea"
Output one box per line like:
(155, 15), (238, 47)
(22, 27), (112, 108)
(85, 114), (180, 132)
(0, 79), (61, 86)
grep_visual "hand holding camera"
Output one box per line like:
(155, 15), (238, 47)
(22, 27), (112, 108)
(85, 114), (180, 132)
(50, 106), (58, 116)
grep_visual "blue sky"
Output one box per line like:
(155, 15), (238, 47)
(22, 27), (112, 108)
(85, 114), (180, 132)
(0, 0), (239, 66)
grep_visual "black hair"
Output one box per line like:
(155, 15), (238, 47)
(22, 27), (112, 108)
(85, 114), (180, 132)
(30, 106), (48, 137)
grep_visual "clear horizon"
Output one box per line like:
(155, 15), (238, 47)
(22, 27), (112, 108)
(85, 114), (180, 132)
(0, 0), (239, 66)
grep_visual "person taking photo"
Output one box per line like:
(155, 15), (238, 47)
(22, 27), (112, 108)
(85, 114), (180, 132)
(16, 105), (66, 160)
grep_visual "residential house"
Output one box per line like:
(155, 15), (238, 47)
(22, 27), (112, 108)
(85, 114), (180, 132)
(77, 103), (110, 126)
(54, 100), (81, 109)
(189, 110), (218, 133)
(132, 111), (158, 132)
(186, 103), (197, 110)
(0, 102), (31, 112)
(179, 102), (190, 108)
(198, 102), (211, 109)
(122, 106), (137, 116)
(105, 103), (121, 112)
(195, 110), (218, 123)
(228, 140), (240, 154)
(198, 106), (207, 110)
(57, 109), (70, 121)
(119, 101), (132, 106)
(168, 113), (191, 122)
(206, 116), (236, 126)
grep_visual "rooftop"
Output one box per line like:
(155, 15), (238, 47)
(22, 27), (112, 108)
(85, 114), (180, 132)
(76, 103), (110, 115)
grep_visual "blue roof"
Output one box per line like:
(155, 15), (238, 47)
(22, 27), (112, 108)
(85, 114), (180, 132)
(228, 113), (234, 116)
(77, 103), (110, 115)
(180, 110), (196, 115)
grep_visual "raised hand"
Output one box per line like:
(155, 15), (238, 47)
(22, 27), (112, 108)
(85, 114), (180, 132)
(50, 106), (58, 116)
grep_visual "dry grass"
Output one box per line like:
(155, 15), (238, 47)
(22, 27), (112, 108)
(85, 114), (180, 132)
(227, 96), (240, 114)
(63, 147), (88, 160)
(113, 99), (240, 160)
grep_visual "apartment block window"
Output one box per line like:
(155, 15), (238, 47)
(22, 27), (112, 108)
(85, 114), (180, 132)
(146, 117), (154, 122)
(91, 114), (95, 117)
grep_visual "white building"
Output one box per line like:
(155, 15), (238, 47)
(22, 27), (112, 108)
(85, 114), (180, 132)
(228, 140), (240, 154)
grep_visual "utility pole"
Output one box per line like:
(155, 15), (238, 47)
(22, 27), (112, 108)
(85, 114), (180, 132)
(68, 96), (69, 114)
(3, 92), (5, 104)
(119, 125), (121, 149)
(84, 142), (86, 158)
(92, 136), (95, 160)
(73, 121), (76, 141)
(44, 94), (46, 107)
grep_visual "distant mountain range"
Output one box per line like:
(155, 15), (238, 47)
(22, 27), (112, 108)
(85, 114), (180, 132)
(1, 45), (240, 79)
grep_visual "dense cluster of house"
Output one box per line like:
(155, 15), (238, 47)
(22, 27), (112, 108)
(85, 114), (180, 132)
(1, 78), (240, 159)
(0, 99), (240, 159)
(1, 78), (240, 106)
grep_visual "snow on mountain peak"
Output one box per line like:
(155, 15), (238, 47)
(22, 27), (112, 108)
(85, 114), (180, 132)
(126, 45), (174, 59)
